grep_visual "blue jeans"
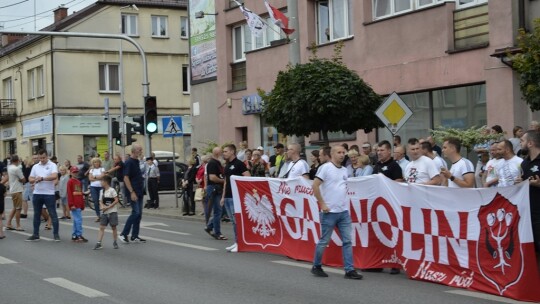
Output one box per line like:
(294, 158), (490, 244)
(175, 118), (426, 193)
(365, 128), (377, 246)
(90, 186), (102, 216)
(206, 185), (222, 236)
(32, 194), (59, 237)
(313, 211), (354, 272)
(122, 193), (143, 238)
(224, 198), (237, 242)
(71, 208), (83, 237)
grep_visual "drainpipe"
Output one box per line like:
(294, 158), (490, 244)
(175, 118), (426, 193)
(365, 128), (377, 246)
(518, 0), (526, 31)
(51, 37), (56, 157)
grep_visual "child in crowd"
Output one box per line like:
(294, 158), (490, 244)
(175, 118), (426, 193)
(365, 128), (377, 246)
(67, 166), (87, 242)
(58, 165), (71, 220)
(93, 175), (119, 250)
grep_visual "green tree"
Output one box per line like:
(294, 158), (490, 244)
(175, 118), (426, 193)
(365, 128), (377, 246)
(511, 18), (540, 111)
(430, 126), (502, 155)
(259, 42), (384, 145)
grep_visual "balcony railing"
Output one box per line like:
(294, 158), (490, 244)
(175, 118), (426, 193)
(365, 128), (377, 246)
(0, 99), (17, 123)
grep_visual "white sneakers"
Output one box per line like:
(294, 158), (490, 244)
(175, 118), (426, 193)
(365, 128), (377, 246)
(226, 243), (238, 252)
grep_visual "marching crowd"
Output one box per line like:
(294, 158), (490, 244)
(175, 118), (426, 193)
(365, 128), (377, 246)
(0, 144), (162, 250)
(189, 122), (540, 279)
(1, 121), (539, 278)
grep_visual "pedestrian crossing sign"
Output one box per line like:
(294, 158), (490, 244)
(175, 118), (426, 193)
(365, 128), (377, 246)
(162, 116), (183, 137)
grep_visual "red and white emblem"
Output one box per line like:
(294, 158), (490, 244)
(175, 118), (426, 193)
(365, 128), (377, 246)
(477, 193), (524, 295)
(236, 181), (283, 249)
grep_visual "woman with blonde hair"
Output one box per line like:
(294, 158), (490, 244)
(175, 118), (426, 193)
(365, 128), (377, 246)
(89, 157), (106, 222)
(347, 150), (373, 177)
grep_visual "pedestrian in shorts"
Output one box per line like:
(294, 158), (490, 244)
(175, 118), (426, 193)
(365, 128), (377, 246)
(94, 175), (119, 250)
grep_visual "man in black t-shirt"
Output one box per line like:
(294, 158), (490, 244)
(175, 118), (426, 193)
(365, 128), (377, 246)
(204, 147), (225, 239)
(221, 144), (250, 252)
(371, 140), (403, 275)
(520, 131), (540, 264)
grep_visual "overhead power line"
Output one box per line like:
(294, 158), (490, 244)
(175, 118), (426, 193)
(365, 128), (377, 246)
(0, 0), (79, 23)
(0, 0), (29, 10)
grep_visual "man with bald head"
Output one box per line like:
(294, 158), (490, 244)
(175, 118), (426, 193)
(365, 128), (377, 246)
(204, 147), (226, 239)
(311, 145), (363, 280)
(283, 143), (309, 179)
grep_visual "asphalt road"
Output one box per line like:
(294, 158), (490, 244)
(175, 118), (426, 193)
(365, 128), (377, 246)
(0, 208), (528, 304)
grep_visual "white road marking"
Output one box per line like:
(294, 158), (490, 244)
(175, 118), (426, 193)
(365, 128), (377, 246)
(137, 236), (218, 251)
(445, 290), (530, 304)
(140, 221), (170, 227)
(57, 222), (215, 251)
(137, 226), (190, 236)
(0, 255), (18, 264)
(12, 230), (53, 241)
(44, 278), (108, 298)
(271, 260), (344, 274)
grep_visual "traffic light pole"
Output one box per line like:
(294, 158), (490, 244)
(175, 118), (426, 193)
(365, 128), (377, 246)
(0, 30), (152, 157)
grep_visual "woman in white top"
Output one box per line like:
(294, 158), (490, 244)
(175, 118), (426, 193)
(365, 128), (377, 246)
(89, 157), (106, 222)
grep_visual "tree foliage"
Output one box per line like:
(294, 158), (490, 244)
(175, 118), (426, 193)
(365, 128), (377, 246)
(512, 18), (540, 111)
(259, 42), (384, 144)
(430, 126), (502, 154)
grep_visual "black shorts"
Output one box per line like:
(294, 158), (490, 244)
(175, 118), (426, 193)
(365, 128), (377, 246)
(532, 218), (540, 253)
(0, 199), (4, 214)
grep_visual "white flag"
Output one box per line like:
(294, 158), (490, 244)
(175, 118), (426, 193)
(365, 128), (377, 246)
(235, 1), (266, 37)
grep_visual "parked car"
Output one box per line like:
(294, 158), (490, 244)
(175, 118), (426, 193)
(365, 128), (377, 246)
(157, 161), (188, 191)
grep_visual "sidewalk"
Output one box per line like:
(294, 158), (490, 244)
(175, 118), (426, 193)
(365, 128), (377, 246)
(117, 192), (206, 223)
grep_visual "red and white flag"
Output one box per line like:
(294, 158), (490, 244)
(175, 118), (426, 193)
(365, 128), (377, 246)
(264, 0), (295, 35)
(235, 0), (266, 37)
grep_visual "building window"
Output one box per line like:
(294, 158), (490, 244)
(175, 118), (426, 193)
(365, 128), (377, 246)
(232, 20), (286, 62)
(2, 77), (13, 100)
(318, 131), (356, 142)
(373, 0), (444, 20)
(181, 16), (188, 39)
(152, 16), (168, 37)
(317, 0), (350, 44)
(99, 63), (120, 92)
(231, 61), (247, 91)
(182, 65), (190, 94)
(379, 84), (487, 158)
(27, 66), (44, 100)
(456, 0), (488, 9)
(121, 14), (138, 36)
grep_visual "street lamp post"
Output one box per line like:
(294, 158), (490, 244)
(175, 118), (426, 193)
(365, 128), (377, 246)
(0, 30), (152, 157)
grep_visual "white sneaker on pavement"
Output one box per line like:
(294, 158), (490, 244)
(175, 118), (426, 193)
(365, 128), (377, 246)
(226, 243), (237, 252)
(230, 244), (238, 253)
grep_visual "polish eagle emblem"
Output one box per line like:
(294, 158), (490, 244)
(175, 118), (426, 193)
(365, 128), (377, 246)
(243, 190), (276, 238)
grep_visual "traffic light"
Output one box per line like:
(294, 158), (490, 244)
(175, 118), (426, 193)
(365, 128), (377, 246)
(115, 133), (122, 146)
(144, 96), (158, 135)
(133, 115), (145, 135)
(126, 123), (137, 145)
(112, 119), (120, 139)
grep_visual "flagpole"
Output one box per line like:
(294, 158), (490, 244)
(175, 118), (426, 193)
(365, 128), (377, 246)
(287, 0), (302, 146)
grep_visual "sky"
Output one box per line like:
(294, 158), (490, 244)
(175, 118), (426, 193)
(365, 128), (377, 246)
(0, 0), (96, 32)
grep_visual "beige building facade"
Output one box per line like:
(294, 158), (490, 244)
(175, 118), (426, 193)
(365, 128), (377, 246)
(0, 0), (191, 163)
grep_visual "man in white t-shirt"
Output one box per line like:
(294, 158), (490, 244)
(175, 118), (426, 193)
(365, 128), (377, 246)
(6, 155), (26, 231)
(27, 149), (59, 242)
(483, 142), (502, 187)
(283, 143), (309, 179)
(496, 140), (523, 187)
(404, 138), (441, 185)
(311, 145), (363, 280)
(440, 138), (475, 188)
(421, 141), (447, 172)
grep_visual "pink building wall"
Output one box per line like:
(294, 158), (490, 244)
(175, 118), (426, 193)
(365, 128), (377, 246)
(214, 0), (534, 149)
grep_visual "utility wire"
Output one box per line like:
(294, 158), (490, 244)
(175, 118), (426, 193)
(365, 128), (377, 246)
(0, 0), (29, 9)
(0, 0), (78, 23)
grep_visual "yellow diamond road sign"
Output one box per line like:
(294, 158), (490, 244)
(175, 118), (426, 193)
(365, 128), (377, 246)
(375, 92), (413, 134)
